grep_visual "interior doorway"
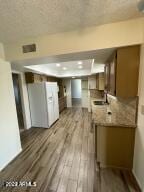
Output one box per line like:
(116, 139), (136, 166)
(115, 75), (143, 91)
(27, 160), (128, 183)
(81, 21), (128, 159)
(12, 73), (25, 132)
(71, 79), (82, 107)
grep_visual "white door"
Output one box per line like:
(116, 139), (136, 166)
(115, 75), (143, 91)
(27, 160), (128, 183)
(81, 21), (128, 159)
(52, 84), (59, 121)
(45, 84), (54, 127)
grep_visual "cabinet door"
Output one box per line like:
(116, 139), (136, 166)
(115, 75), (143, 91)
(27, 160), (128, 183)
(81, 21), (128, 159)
(97, 126), (135, 169)
(88, 75), (96, 89)
(41, 75), (47, 81)
(116, 46), (140, 97)
(109, 54), (116, 96)
(34, 74), (42, 83)
(98, 73), (104, 90)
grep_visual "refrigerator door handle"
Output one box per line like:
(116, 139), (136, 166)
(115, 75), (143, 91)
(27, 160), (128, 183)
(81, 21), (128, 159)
(48, 96), (53, 103)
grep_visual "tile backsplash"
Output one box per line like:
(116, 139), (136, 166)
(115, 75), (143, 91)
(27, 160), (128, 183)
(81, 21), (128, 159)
(90, 89), (104, 99)
(107, 95), (138, 125)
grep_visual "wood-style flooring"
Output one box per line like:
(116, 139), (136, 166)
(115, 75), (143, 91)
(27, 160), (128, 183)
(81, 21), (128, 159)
(72, 98), (82, 108)
(0, 108), (141, 192)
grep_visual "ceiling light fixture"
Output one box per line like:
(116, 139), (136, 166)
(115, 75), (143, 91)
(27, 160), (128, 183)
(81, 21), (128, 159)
(78, 61), (82, 65)
(63, 67), (67, 70)
(56, 63), (61, 67)
(78, 65), (83, 69)
(138, 0), (144, 12)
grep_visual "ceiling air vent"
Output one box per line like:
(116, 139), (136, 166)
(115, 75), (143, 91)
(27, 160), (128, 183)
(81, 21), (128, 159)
(22, 44), (36, 53)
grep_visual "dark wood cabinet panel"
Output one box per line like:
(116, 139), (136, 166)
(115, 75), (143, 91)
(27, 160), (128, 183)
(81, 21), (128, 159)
(25, 72), (58, 83)
(89, 73), (104, 90)
(25, 72), (45, 83)
(59, 96), (67, 112)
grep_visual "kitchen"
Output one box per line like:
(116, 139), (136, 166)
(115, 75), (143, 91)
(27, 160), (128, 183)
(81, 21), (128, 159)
(9, 44), (140, 191)
(1, 1), (144, 191)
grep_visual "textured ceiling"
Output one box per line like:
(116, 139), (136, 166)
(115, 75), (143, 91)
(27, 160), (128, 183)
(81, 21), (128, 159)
(0, 0), (142, 42)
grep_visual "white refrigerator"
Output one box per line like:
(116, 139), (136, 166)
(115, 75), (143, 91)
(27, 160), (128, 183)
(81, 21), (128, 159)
(28, 82), (59, 128)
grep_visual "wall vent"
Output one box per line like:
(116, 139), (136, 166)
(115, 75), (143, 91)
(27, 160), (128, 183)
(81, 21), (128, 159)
(22, 44), (36, 53)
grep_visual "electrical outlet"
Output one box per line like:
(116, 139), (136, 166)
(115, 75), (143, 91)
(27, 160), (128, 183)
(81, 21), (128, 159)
(141, 105), (144, 115)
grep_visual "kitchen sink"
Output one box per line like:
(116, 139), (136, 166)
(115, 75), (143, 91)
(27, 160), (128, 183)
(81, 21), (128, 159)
(93, 100), (105, 105)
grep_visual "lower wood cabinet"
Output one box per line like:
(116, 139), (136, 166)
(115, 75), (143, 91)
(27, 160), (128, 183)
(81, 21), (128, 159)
(96, 125), (135, 169)
(59, 96), (67, 112)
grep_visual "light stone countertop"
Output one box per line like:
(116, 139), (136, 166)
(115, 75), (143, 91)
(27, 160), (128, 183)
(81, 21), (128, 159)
(91, 98), (137, 128)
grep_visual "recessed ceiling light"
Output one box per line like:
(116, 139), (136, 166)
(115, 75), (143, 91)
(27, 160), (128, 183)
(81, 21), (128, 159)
(63, 67), (67, 70)
(56, 63), (61, 67)
(78, 61), (82, 65)
(78, 65), (83, 69)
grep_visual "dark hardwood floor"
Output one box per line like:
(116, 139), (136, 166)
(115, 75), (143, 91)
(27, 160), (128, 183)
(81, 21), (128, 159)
(0, 108), (141, 192)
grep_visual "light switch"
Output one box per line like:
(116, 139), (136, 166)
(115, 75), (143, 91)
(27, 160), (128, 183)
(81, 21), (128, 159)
(141, 105), (144, 115)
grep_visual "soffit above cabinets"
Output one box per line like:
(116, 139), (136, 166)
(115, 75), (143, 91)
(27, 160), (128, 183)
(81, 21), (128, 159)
(24, 59), (106, 77)
(11, 48), (115, 77)
(24, 60), (94, 77)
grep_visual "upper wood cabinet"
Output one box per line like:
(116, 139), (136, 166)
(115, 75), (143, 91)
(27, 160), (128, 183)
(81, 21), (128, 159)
(88, 75), (97, 89)
(88, 73), (104, 90)
(25, 72), (42, 83)
(96, 73), (104, 91)
(105, 45), (140, 97)
(25, 72), (57, 84)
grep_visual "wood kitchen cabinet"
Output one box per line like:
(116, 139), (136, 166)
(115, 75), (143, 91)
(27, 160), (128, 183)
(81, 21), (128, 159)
(88, 75), (97, 89)
(96, 125), (135, 169)
(96, 73), (104, 91)
(25, 72), (57, 84)
(105, 45), (140, 97)
(25, 72), (42, 83)
(59, 96), (67, 112)
(41, 75), (47, 81)
(88, 73), (104, 90)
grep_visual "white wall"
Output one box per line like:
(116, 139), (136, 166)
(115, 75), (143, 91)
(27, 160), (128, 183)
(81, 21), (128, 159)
(0, 57), (22, 171)
(133, 45), (144, 191)
(63, 79), (72, 107)
(71, 79), (81, 98)
(4, 18), (144, 62)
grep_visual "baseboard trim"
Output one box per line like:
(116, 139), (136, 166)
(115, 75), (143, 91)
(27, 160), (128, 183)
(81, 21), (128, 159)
(0, 147), (22, 172)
